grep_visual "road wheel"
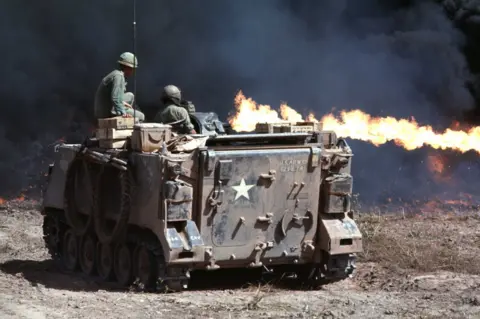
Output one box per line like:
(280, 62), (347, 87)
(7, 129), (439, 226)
(62, 229), (78, 271)
(96, 243), (115, 281)
(133, 245), (158, 291)
(79, 233), (97, 275)
(114, 244), (134, 287)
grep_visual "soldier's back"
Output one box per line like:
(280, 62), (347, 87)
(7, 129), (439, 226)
(94, 70), (125, 119)
(155, 104), (184, 123)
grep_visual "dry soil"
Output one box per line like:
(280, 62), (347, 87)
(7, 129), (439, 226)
(1, 200), (480, 319)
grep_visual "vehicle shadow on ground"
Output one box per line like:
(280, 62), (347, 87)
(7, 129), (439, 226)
(188, 268), (325, 292)
(0, 259), (127, 292)
(0, 258), (329, 293)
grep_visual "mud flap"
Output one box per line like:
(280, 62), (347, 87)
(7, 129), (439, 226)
(318, 215), (362, 255)
(165, 221), (206, 263)
(166, 228), (185, 250)
(184, 220), (205, 249)
(163, 178), (205, 263)
(166, 221), (204, 251)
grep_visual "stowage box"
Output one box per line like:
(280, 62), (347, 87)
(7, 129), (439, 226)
(131, 123), (172, 152)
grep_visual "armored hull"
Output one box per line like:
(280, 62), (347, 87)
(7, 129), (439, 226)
(41, 114), (362, 292)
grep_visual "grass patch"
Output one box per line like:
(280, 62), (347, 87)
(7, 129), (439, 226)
(357, 212), (480, 275)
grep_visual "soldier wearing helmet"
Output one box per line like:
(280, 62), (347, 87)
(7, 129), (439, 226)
(93, 52), (145, 124)
(154, 85), (196, 134)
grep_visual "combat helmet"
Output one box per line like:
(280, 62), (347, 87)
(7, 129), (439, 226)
(163, 85), (182, 100)
(118, 52), (138, 68)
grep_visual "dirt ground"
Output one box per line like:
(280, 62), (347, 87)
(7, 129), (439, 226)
(1, 200), (480, 318)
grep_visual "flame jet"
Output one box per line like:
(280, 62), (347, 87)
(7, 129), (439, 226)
(228, 91), (480, 154)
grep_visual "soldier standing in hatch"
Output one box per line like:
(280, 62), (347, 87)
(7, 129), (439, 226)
(93, 52), (145, 124)
(154, 85), (197, 134)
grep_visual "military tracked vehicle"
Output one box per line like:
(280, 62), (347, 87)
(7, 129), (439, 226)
(41, 111), (362, 292)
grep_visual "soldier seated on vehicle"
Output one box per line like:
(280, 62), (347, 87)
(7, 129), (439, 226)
(154, 85), (197, 134)
(93, 52), (145, 125)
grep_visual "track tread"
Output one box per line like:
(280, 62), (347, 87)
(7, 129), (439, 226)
(126, 230), (187, 293)
(93, 165), (132, 244)
(42, 210), (66, 262)
(63, 157), (94, 236)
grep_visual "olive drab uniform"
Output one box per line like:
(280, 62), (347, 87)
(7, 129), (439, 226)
(155, 104), (195, 133)
(154, 85), (195, 134)
(93, 52), (145, 124)
(94, 69), (129, 118)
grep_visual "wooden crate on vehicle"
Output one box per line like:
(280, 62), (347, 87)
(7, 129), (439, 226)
(95, 117), (135, 149)
(99, 139), (128, 149)
(96, 117), (136, 149)
(255, 122), (290, 133)
(96, 128), (134, 140)
(97, 116), (135, 130)
(255, 121), (323, 133)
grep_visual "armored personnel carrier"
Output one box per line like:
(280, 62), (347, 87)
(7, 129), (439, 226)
(41, 112), (362, 292)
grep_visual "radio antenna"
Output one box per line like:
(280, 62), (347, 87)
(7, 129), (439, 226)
(132, 0), (137, 121)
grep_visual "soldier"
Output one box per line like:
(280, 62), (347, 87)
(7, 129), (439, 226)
(154, 85), (197, 134)
(93, 52), (145, 124)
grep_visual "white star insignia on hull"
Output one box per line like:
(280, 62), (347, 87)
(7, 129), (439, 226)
(232, 178), (255, 201)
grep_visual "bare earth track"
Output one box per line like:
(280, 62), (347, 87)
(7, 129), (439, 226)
(1, 199), (480, 318)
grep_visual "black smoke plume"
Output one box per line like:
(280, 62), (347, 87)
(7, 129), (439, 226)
(1, 0), (479, 205)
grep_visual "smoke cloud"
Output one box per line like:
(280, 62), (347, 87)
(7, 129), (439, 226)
(0, 0), (479, 204)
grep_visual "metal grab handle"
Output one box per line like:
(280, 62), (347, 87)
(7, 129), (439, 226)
(257, 216), (272, 223)
(257, 212), (274, 224)
(208, 180), (224, 207)
(259, 170), (276, 181)
(292, 213), (310, 222)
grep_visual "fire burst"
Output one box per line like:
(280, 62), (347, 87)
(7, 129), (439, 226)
(228, 90), (480, 154)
